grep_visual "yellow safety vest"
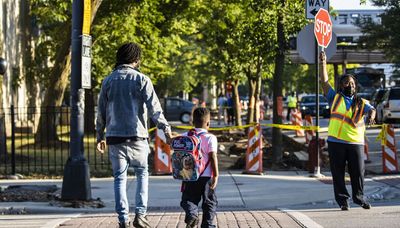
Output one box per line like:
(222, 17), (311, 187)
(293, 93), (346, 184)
(288, 96), (297, 108)
(328, 94), (366, 143)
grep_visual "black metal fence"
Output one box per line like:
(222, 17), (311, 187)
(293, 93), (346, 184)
(0, 106), (112, 176)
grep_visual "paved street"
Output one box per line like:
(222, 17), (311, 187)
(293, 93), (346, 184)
(1, 171), (400, 228)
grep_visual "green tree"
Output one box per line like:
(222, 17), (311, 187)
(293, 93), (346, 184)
(357, 0), (400, 65)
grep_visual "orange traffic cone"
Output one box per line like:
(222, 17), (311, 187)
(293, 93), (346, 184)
(291, 109), (305, 137)
(243, 124), (263, 175)
(304, 115), (314, 145)
(382, 124), (399, 173)
(153, 129), (172, 175)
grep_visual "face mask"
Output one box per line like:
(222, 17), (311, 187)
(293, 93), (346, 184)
(342, 86), (355, 97)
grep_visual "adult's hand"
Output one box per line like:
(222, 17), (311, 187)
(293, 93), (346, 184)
(96, 140), (106, 153)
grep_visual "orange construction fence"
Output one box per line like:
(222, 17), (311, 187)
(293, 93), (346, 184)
(382, 124), (399, 173)
(153, 129), (172, 175)
(304, 115), (314, 145)
(291, 109), (304, 137)
(243, 124), (263, 175)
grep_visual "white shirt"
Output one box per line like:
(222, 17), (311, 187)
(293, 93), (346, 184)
(183, 128), (218, 177)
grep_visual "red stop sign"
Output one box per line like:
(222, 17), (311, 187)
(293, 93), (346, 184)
(314, 8), (332, 48)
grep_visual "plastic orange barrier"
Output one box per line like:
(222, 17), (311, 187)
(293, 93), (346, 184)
(153, 129), (172, 175)
(382, 124), (398, 173)
(243, 124), (263, 175)
(304, 115), (314, 145)
(291, 109), (304, 137)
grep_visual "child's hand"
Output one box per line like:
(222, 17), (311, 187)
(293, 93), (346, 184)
(210, 176), (218, 190)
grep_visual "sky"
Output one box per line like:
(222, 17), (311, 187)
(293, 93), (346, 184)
(330, 0), (384, 10)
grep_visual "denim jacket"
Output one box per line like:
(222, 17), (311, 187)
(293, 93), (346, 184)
(96, 64), (171, 142)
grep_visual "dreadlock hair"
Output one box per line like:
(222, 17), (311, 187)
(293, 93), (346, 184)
(338, 74), (363, 116)
(193, 107), (210, 128)
(114, 42), (142, 69)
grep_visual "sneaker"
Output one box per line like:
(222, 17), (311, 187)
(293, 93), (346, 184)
(340, 205), (349, 211)
(359, 202), (371, 209)
(132, 214), (151, 228)
(185, 216), (199, 228)
(118, 221), (130, 228)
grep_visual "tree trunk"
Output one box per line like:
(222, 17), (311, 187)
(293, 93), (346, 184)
(34, 0), (103, 145)
(246, 75), (256, 124)
(232, 79), (242, 126)
(272, 0), (286, 163)
(255, 70), (262, 122)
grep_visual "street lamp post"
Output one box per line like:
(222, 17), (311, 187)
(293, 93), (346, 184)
(61, 0), (92, 200)
(0, 57), (7, 170)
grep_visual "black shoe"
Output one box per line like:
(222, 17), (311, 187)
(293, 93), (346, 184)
(133, 214), (151, 228)
(119, 221), (130, 228)
(359, 202), (371, 209)
(340, 205), (349, 211)
(185, 216), (199, 228)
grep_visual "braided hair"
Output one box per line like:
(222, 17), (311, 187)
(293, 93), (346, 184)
(338, 74), (363, 116)
(114, 42), (142, 69)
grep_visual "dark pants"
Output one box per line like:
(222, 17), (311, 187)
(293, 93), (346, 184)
(286, 107), (294, 121)
(328, 141), (366, 206)
(227, 108), (234, 125)
(180, 177), (218, 228)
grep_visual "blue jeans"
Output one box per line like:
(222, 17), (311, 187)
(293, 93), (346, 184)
(109, 140), (149, 223)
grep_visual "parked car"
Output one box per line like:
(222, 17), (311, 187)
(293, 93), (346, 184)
(298, 94), (330, 118)
(376, 87), (400, 123)
(163, 97), (194, 123)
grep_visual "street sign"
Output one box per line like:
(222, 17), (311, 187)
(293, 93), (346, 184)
(81, 35), (92, 89)
(314, 8), (332, 48)
(305, 0), (329, 19)
(297, 23), (336, 64)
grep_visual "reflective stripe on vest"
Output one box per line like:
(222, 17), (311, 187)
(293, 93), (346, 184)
(328, 94), (366, 143)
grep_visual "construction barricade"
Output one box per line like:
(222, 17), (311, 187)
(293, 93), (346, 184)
(304, 115), (314, 145)
(243, 123), (263, 175)
(380, 124), (399, 173)
(291, 109), (304, 137)
(153, 129), (172, 175)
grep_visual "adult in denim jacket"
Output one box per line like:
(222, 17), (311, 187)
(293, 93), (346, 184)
(96, 43), (172, 228)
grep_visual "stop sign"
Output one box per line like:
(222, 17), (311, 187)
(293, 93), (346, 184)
(314, 8), (332, 48)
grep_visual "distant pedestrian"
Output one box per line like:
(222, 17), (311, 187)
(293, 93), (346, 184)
(96, 42), (172, 228)
(320, 51), (375, 211)
(286, 92), (297, 121)
(180, 107), (219, 228)
(226, 93), (235, 125)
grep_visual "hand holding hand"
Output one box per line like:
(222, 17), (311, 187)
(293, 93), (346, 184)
(96, 140), (106, 153)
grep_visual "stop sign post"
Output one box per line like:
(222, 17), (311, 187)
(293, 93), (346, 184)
(314, 8), (332, 49)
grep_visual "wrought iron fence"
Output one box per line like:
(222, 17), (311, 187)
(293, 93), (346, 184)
(0, 106), (112, 176)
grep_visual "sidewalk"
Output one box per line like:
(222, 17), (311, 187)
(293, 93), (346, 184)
(0, 170), (391, 228)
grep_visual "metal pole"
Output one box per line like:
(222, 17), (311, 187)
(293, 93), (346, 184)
(10, 105), (15, 175)
(61, 0), (91, 200)
(314, 38), (322, 178)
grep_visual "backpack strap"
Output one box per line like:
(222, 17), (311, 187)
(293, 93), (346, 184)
(199, 159), (211, 177)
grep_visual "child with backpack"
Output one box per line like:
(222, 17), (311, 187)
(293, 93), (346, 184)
(171, 107), (219, 228)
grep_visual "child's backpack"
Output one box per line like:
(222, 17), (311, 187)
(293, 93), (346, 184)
(171, 130), (210, 181)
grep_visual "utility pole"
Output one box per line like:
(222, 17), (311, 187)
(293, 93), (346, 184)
(61, 0), (91, 200)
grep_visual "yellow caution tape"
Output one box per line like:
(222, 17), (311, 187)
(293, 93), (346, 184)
(150, 121), (383, 133)
(376, 123), (388, 146)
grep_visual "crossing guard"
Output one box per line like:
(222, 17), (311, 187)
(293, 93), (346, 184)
(243, 123), (263, 175)
(153, 129), (172, 175)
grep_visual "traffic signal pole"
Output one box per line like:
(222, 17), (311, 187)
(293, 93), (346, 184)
(61, 0), (92, 200)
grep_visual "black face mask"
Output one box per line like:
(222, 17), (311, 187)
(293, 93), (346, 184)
(342, 86), (355, 97)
